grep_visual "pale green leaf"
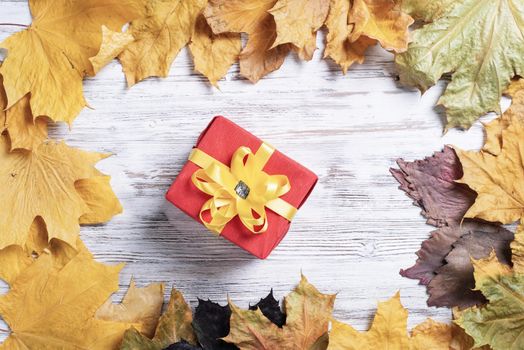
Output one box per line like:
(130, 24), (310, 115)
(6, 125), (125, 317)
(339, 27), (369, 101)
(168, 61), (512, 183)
(396, 0), (524, 129)
(455, 252), (524, 350)
(401, 0), (457, 22)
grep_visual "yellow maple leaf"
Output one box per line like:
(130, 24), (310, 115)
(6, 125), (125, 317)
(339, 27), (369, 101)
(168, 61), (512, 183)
(509, 224), (524, 273)
(481, 79), (524, 156)
(325, 0), (411, 73)
(0, 177), (120, 256)
(0, 249), (126, 349)
(96, 280), (165, 339)
(22, 218), (49, 256)
(76, 175), (123, 225)
(0, 0), (144, 124)
(0, 71), (48, 151)
(328, 292), (452, 350)
(90, 26), (135, 75)
(0, 245), (32, 285)
(120, 288), (197, 349)
(269, 0), (330, 60)
(456, 93), (524, 224)
(224, 275), (335, 349)
(0, 239), (163, 349)
(119, 0), (207, 86)
(324, 0), (377, 73)
(0, 135), (121, 250)
(0, 219), (95, 283)
(204, 0), (292, 83)
(504, 78), (524, 98)
(189, 16), (242, 87)
(349, 0), (413, 52)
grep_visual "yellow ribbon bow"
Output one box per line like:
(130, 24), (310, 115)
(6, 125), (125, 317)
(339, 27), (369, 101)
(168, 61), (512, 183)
(189, 143), (297, 234)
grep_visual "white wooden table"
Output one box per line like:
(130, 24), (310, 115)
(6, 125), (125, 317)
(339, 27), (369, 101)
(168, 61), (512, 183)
(1, 1), (503, 336)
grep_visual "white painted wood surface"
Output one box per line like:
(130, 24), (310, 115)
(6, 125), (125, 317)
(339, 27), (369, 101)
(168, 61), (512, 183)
(0, 1), (506, 340)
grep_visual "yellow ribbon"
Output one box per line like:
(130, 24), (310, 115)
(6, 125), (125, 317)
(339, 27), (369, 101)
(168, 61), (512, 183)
(189, 143), (297, 234)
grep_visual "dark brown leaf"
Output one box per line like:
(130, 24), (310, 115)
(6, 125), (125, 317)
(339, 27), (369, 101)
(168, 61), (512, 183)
(192, 299), (238, 350)
(427, 224), (513, 308)
(390, 146), (476, 227)
(249, 290), (286, 327)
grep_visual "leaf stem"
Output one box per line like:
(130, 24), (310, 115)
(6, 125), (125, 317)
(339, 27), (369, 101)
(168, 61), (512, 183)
(0, 23), (28, 28)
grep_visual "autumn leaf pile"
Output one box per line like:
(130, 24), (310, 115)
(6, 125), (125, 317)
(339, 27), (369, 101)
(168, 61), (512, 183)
(2, 0), (524, 349)
(391, 79), (524, 349)
(118, 276), (480, 350)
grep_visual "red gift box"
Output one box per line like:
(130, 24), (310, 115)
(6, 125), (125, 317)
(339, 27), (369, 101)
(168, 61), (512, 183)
(166, 116), (317, 259)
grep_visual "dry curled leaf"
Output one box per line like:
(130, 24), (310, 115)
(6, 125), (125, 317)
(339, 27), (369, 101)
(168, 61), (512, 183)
(0, 135), (121, 251)
(204, 0), (291, 83)
(328, 293), (452, 349)
(396, 0), (524, 129)
(189, 16), (242, 87)
(0, 0), (144, 124)
(119, 0), (206, 86)
(268, 0), (330, 60)
(224, 275), (334, 350)
(120, 288), (197, 350)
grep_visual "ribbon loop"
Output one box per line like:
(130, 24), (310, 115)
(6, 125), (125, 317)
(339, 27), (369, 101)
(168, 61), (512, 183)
(189, 143), (297, 234)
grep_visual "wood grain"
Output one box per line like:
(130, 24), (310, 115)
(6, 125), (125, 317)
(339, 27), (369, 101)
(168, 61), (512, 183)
(0, 1), (506, 340)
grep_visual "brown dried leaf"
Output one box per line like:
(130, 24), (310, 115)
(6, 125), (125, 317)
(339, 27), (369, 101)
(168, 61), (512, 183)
(204, 0), (291, 83)
(427, 226), (513, 308)
(391, 146), (476, 228)
(324, 0), (376, 73)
